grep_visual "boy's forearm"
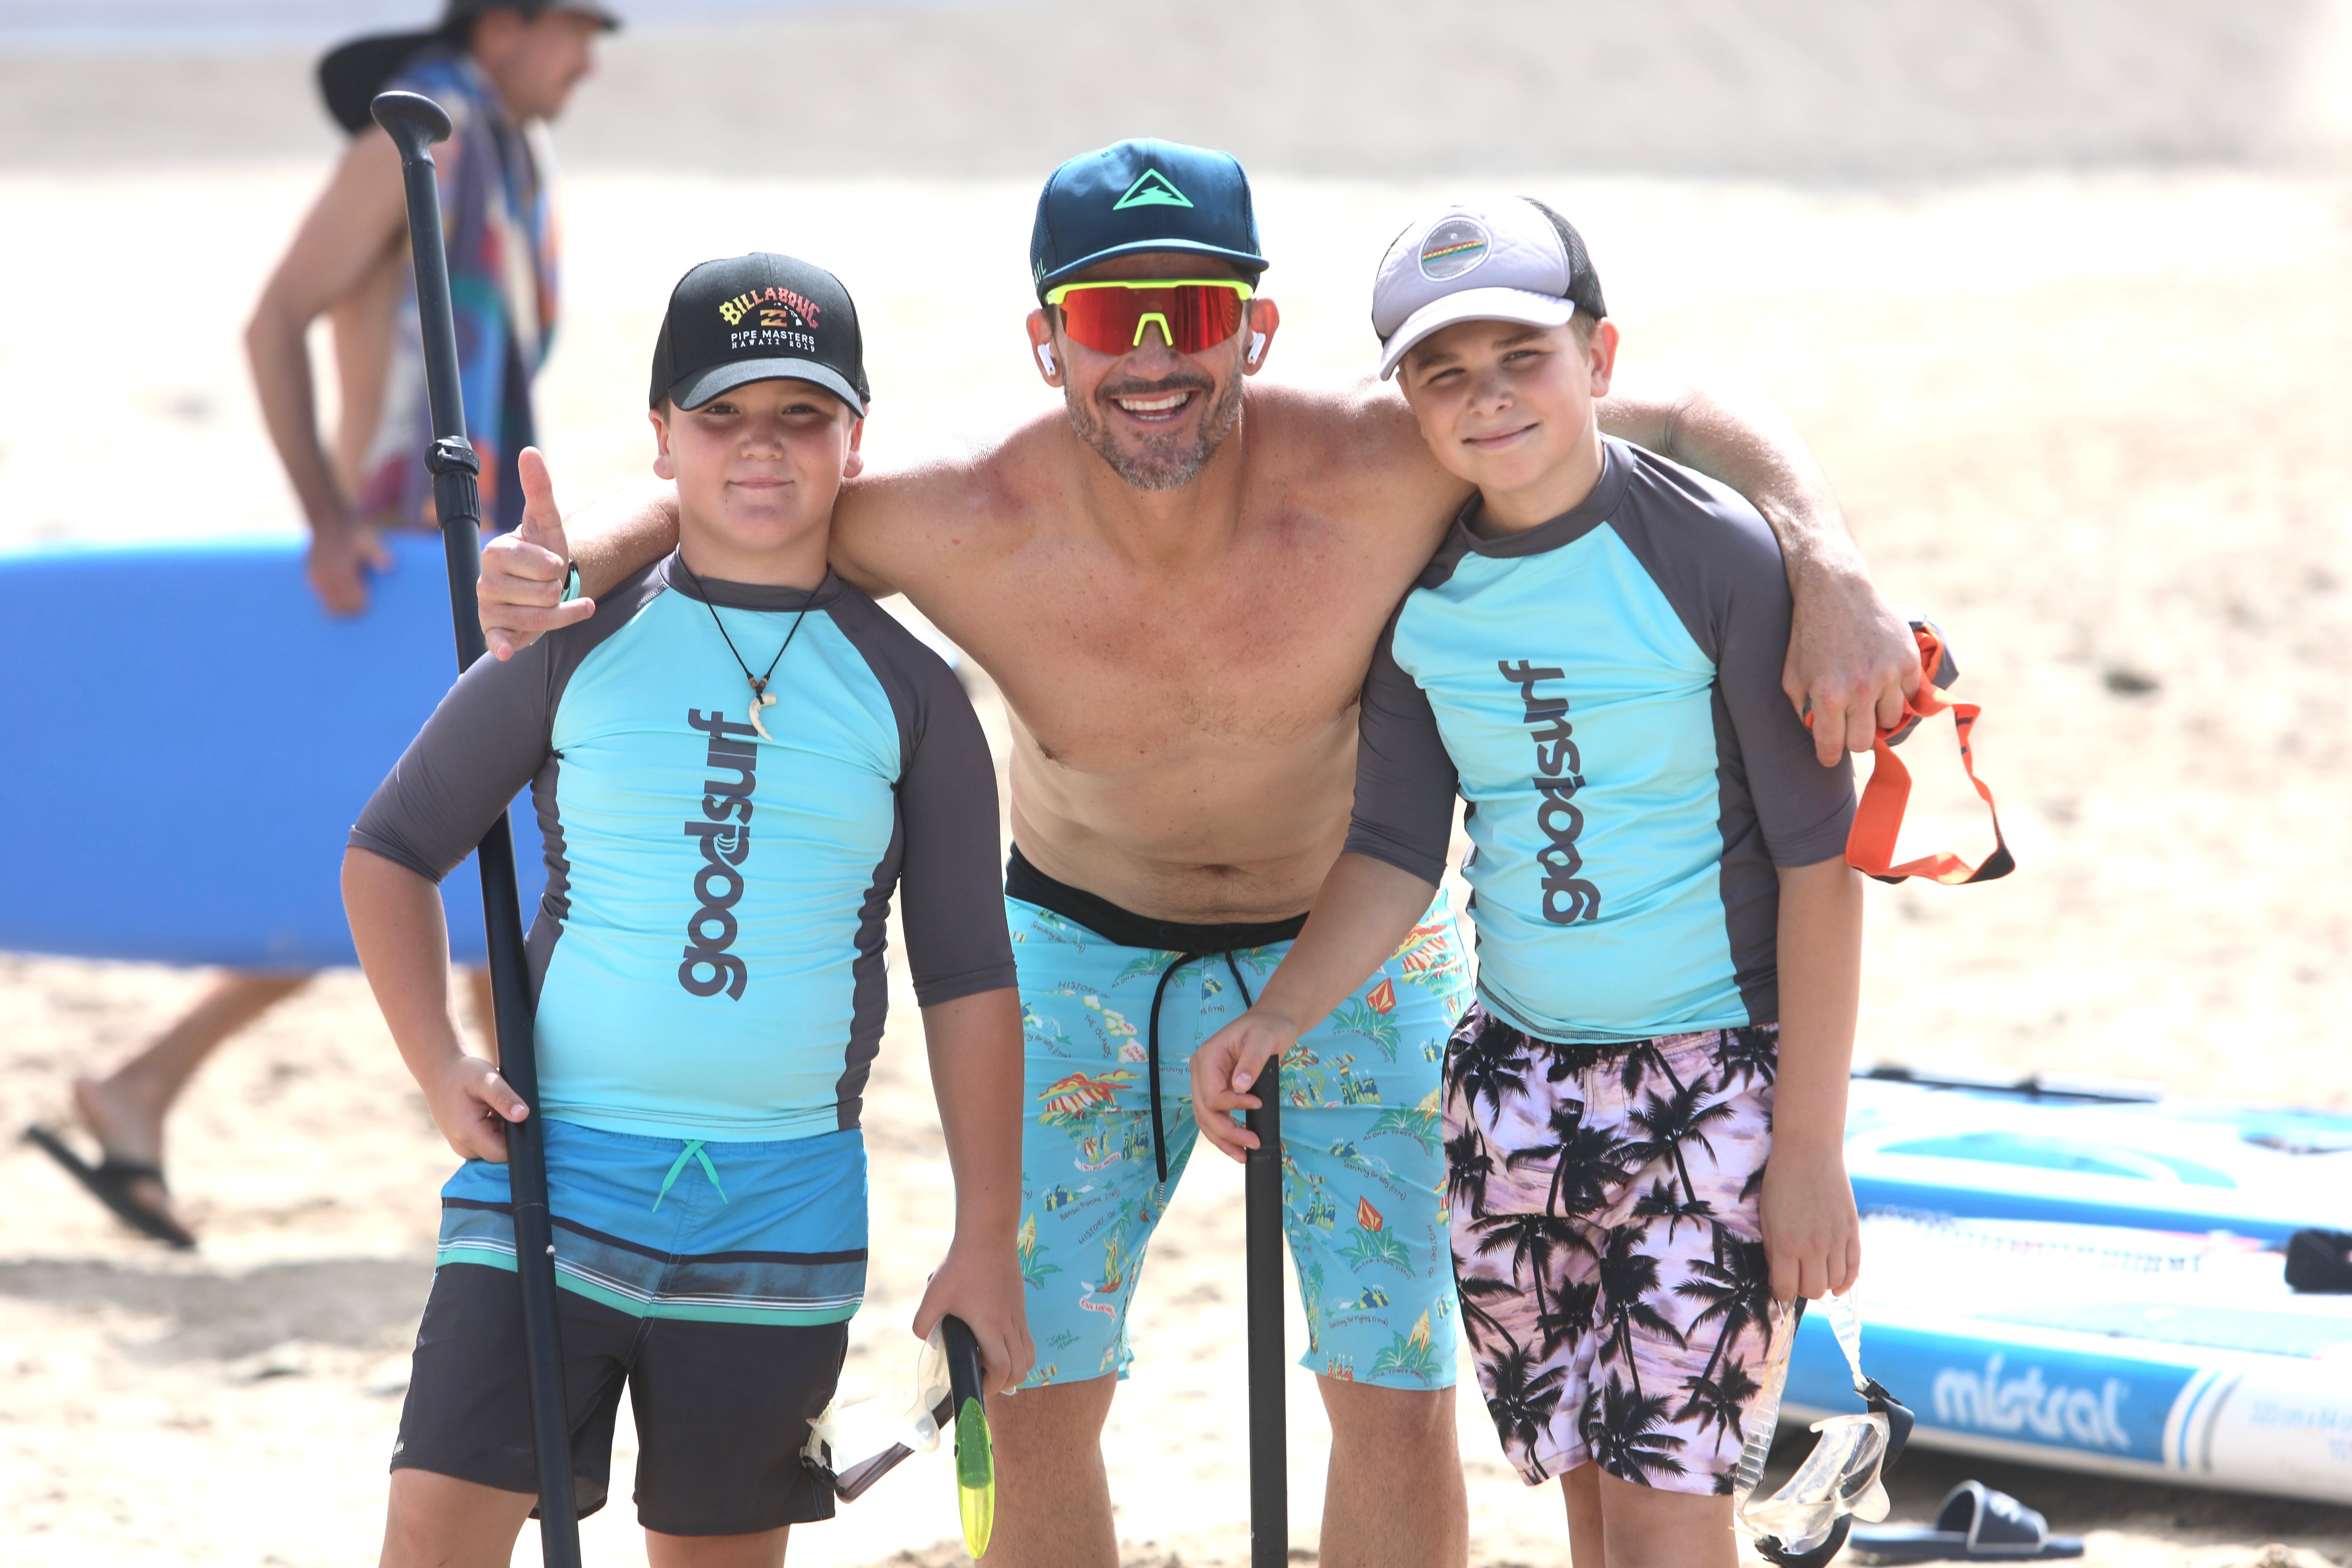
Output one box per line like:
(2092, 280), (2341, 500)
(1257, 854), (1437, 1032)
(921, 987), (1024, 1245)
(342, 847), (469, 1082)
(1769, 856), (1865, 1155)
(570, 480), (683, 600)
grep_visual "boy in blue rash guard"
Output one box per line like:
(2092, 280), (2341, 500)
(342, 253), (1032, 1567)
(1193, 201), (1864, 1568)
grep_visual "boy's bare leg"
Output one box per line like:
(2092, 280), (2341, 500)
(1560, 1464), (1606, 1568)
(379, 1468), (534, 1568)
(645, 1526), (789, 1567)
(1318, 1377), (1466, 1567)
(72, 969), (311, 1224)
(1591, 1468), (1737, 1568)
(985, 1374), (1119, 1566)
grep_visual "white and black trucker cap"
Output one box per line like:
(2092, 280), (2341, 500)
(1370, 197), (1606, 379)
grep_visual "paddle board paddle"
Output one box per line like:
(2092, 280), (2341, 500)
(370, 87), (581, 1568)
(1245, 1056), (1286, 1567)
(940, 1315), (995, 1557)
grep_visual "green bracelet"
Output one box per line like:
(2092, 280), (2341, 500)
(560, 559), (582, 605)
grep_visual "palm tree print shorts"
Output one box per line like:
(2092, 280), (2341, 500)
(1005, 848), (1472, 1390)
(1445, 1002), (1789, 1493)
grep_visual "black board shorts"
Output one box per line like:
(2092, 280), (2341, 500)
(391, 1262), (847, 1536)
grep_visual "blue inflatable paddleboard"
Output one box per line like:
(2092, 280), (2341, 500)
(1847, 1069), (2352, 1244)
(1776, 1071), (2352, 1503)
(0, 533), (544, 968)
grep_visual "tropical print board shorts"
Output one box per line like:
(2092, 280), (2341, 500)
(1008, 867), (1472, 1390)
(1445, 1002), (1789, 1493)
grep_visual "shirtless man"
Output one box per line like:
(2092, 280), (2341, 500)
(477, 140), (1914, 1567)
(35, 2), (612, 1249)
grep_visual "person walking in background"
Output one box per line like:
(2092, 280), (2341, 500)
(25, 0), (614, 1249)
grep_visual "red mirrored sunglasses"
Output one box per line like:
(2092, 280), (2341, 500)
(1043, 279), (1253, 357)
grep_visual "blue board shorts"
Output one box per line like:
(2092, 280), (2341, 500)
(397, 1118), (868, 1533)
(1006, 849), (1472, 1390)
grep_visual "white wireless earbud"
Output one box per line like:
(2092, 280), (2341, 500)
(1037, 343), (1057, 377)
(1248, 331), (1267, 365)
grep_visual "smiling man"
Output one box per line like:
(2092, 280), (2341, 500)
(474, 140), (1916, 1567)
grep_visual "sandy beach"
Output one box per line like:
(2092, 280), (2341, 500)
(4, 3), (2351, 1563)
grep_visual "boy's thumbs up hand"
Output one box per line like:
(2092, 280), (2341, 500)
(480, 446), (593, 660)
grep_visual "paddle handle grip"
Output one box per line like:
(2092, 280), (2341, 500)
(942, 1314), (985, 1408)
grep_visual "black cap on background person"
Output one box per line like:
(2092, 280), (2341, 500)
(318, 1), (622, 134)
(651, 253), (871, 417)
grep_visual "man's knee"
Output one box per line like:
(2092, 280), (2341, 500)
(987, 1372), (1118, 1462)
(1318, 1376), (1458, 1453)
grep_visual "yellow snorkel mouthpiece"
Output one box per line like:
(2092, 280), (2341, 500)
(940, 1316), (995, 1558)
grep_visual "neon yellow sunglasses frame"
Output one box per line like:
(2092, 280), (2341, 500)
(1041, 278), (1256, 351)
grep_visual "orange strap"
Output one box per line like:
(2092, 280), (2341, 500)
(1837, 624), (2014, 886)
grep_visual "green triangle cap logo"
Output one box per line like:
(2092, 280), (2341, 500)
(1114, 169), (1193, 210)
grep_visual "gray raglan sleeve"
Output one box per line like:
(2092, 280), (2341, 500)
(894, 659), (1018, 1007)
(1700, 507), (1857, 867)
(1341, 606), (1459, 886)
(348, 640), (556, 882)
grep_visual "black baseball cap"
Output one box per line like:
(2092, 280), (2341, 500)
(317, 1), (621, 134)
(649, 253), (869, 416)
(1029, 138), (1268, 299)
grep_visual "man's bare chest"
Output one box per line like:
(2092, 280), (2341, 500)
(955, 527), (1412, 767)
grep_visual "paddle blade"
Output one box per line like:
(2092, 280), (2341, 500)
(954, 1393), (994, 1557)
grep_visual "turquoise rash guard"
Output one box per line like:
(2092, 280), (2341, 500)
(1344, 439), (1856, 1044)
(351, 553), (1016, 1141)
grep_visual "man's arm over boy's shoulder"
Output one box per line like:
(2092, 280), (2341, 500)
(1605, 445), (1855, 863)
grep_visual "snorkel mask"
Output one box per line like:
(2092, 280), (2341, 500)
(1732, 1291), (1915, 1568)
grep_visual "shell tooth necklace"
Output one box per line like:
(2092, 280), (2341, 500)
(677, 555), (829, 741)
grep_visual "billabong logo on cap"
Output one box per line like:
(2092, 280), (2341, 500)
(715, 285), (821, 360)
(1114, 169), (1193, 210)
(1418, 219), (1489, 281)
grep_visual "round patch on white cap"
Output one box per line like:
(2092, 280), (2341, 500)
(1417, 218), (1491, 281)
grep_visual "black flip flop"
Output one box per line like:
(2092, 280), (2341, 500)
(1849, 1481), (2084, 1561)
(23, 1125), (198, 1249)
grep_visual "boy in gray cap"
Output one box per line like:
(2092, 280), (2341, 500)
(1195, 198), (1865, 1568)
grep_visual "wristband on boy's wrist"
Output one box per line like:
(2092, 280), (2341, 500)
(559, 558), (582, 604)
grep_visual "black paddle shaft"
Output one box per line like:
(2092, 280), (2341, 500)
(370, 89), (581, 1568)
(1244, 1057), (1286, 1567)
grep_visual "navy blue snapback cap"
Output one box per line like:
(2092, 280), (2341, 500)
(1030, 138), (1268, 299)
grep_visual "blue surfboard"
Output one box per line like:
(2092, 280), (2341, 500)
(0, 533), (544, 968)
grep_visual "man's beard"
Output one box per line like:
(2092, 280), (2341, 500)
(1065, 370), (1244, 492)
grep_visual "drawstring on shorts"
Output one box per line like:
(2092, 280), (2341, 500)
(652, 1139), (730, 1211)
(1144, 949), (1259, 1188)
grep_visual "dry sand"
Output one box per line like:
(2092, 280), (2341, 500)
(3, 104), (2351, 1568)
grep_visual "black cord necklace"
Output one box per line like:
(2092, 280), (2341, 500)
(675, 554), (830, 741)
